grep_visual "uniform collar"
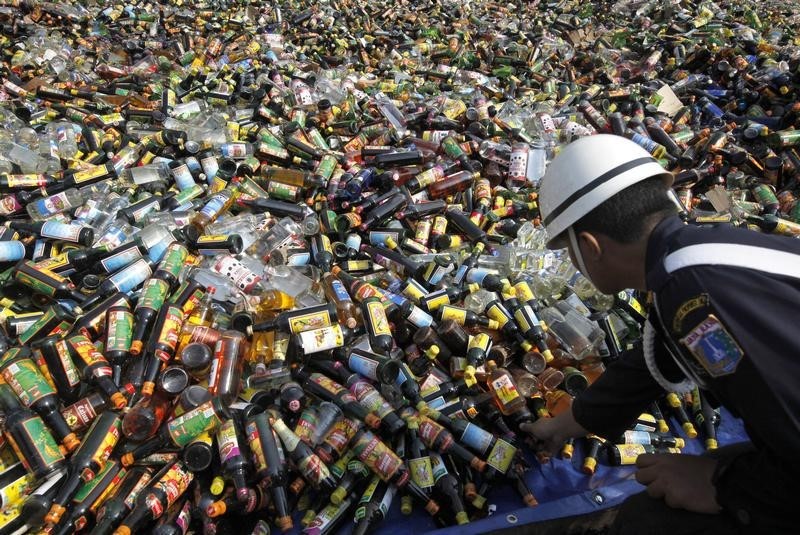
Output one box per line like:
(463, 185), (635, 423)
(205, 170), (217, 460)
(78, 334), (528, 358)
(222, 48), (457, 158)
(645, 215), (686, 293)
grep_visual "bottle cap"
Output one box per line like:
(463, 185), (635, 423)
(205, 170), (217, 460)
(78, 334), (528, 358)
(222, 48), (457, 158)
(44, 504), (66, 525)
(424, 499), (440, 516)
(523, 494), (539, 507)
(471, 494), (487, 510)
(330, 487), (347, 505)
(120, 453), (134, 467)
(455, 511), (470, 524)
(674, 437), (686, 449)
(210, 475), (225, 495)
(301, 509), (317, 527)
(110, 392), (127, 410)
(705, 438), (718, 450)
(542, 349), (554, 363)
(63, 433), (80, 452)
(582, 457), (597, 475)
(561, 443), (574, 459)
(400, 495), (413, 515)
(130, 340), (144, 356)
(682, 422), (698, 438)
(206, 501), (227, 518)
(113, 527), (131, 535)
(276, 515), (293, 532)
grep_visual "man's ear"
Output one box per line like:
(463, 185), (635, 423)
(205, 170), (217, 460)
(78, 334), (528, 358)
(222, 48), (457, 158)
(577, 231), (602, 260)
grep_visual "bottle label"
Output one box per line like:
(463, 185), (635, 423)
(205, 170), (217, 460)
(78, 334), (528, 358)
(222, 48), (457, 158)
(417, 418), (451, 450)
(139, 278), (169, 312)
(0, 468), (33, 513)
(358, 476), (381, 506)
(54, 339), (81, 386)
(460, 423), (494, 455)
(167, 402), (222, 446)
(5, 174), (47, 188)
(33, 252), (70, 272)
(156, 306), (184, 359)
(351, 431), (402, 482)
(330, 279), (352, 302)
(295, 409), (319, 444)
(347, 351), (378, 379)
(212, 255), (262, 292)
(171, 163), (195, 190)
(405, 306), (433, 328)
(288, 309), (333, 334)
(110, 258), (152, 293)
(200, 193), (228, 219)
(0, 194), (22, 216)
(69, 335), (111, 374)
(62, 397), (99, 432)
(74, 459), (117, 503)
(422, 291), (449, 312)
(73, 164), (110, 184)
(296, 452), (332, 488)
(2, 359), (54, 406)
(217, 419), (241, 463)
(490, 374), (521, 406)
(408, 455), (435, 488)
(267, 180), (300, 201)
(176, 499), (192, 533)
(0, 241), (25, 263)
(20, 416), (65, 468)
(323, 418), (358, 455)
(158, 244), (188, 279)
(486, 303), (511, 328)
(615, 444), (646, 465)
(486, 438), (517, 474)
(440, 306), (467, 325)
(88, 418), (122, 473)
(429, 452), (448, 482)
(123, 471), (153, 510)
(272, 418), (300, 451)
(152, 463), (193, 508)
(34, 191), (72, 217)
(297, 325), (344, 354)
(622, 430), (652, 445)
(14, 269), (57, 297)
(245, 422), (269, 472)
(309, 373), (354, 402)
(349, 381), (392, 418)
(366, 301), (391, 336)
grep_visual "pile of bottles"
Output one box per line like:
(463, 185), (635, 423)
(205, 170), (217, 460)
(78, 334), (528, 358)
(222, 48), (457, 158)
(0, 0), (789, 532)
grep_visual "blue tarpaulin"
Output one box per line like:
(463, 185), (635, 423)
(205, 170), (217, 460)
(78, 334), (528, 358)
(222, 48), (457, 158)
(289, 408), (749, 535)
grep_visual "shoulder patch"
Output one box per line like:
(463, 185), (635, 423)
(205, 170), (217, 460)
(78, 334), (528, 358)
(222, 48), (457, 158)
(680, 315), (743, 378)
(672, 294), (709, 333)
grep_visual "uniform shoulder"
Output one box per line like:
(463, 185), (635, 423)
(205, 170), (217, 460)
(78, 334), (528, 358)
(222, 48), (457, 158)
(667, 222), (800, 255)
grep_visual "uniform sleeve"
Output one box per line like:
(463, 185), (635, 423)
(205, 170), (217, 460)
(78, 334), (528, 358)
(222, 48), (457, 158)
(571, 340), (673, 440)
(657, 265), (800, 527)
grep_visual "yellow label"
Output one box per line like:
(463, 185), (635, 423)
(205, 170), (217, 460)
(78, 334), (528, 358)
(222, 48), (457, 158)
(513, 308), (532, 333)
(486, 304), (509, 328)
(288, 310), (332, 334)
(424, 293), (449, 312)
(616, 443), (646, 465)
(514, 281), (535, 302)
(491, 374), (521, 405)
(72, 165), (109, 183)
(401, 281), (426, 303)
(440, 306), (467, 325)
(196, 235), (228, 243)
(367, 301), (391, 336)
(486, 439), (516, 474)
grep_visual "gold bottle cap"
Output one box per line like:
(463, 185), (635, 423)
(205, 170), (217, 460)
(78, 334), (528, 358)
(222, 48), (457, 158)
(301, 509), (316, 527)
(471, 494), (487, 510)
(582, 457), (597, 475)
(400, 495), (413, 515)
(276, 516), (293, 532)
(455, 511), (470, 525)
(113, 526), (131, 535)
(110, 392), (127, 410)
(330, 487), (347, 505)
(542, 349), (554, 363)
(470, 457), (487, 473)
(206, 501), (226, 518)
(682, 422), (698, 438)
(44, 504), (66, 525)
(210, 476), (225, 495)
(524, 494), (539, 507)
(364, 413), (382, 429)
(706, 438), (718, 450)
(424, 500), (440, 516)
(63, 433), (80, 452)
(675, 437), (686, 449)
(129, 340), (143, 356)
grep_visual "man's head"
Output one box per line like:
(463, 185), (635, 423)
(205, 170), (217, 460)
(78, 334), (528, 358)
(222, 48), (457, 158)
(538, 135), (677, 293)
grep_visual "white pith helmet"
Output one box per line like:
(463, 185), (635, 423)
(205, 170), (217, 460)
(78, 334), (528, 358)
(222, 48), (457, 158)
(538, 134), (674, 249)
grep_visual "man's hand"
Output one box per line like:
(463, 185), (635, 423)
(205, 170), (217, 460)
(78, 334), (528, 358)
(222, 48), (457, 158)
(635, 454), (722, 514)
(520, 411), (589, 457)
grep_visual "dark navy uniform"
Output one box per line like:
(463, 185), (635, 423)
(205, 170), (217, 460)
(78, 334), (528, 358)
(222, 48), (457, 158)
(572, 215), (800, 533)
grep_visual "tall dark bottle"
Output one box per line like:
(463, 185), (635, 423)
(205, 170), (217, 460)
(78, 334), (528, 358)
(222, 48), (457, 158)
(0, 347), (80, 452)
(245, 411), (293, 532)
(89, 466), (154, 535)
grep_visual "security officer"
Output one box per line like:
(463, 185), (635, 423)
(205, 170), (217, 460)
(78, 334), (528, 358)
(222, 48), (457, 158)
(521, 134), (799, 534)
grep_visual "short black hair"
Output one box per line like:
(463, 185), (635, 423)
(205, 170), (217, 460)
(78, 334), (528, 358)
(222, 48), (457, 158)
(572, 176), (678, 243)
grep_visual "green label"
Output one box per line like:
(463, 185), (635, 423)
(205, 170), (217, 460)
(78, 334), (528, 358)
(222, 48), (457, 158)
(2, 359), (54, 406)
(20, 416), (64, 468)
(158, 244), (188, 279)
(18, 308), (57, 345)
(73, 460), (117, 502)
(106, 309), (134, 352)
(138, 278), (169, 312)
(267, 180), (299, 201)
(14, 270), (56, 297)
(167, 402), (221, 447)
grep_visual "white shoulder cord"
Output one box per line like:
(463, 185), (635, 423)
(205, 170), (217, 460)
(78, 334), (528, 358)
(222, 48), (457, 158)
(642, 319), (696, 394)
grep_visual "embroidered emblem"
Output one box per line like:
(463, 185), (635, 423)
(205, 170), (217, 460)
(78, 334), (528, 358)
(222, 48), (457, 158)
(680, 315), (743, 378)
(672, 294), (709, 333)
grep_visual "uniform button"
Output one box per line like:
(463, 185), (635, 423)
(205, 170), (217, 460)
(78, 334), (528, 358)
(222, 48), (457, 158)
(736, 509), (751, 525)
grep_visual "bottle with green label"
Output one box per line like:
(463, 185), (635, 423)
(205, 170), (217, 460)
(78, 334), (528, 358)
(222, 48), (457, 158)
(120, 398), (230, 467)
(0, 383), (66, 480)
(353, 475), (396, 535)
(44, 411), (123, 526)
(0, 347), (80, 452)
